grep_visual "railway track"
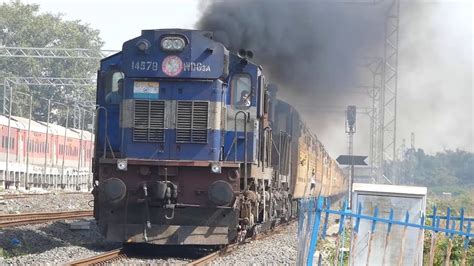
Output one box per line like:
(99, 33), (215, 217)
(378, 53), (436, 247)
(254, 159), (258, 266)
(0, 210), (93, 228)
(67, 222), (292, 266)
(0, 191), (90, 200)
(187, 244), (237, 266)
(189, 223), (293, 265)
(69, 249), (125, 266)
(188, 222), (292, 265)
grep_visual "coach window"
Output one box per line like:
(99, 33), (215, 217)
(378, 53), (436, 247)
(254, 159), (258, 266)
(232, 74), (252, 110)
(105, 71), (124, 104)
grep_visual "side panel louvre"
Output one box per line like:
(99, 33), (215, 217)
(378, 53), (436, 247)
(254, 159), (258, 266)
(133, 100), (165, 142)
(176, 101), (209, 143)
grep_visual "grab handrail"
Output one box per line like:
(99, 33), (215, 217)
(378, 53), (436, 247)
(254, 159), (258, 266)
(234, 111), (249, 191)
(96, 106), (115, 159)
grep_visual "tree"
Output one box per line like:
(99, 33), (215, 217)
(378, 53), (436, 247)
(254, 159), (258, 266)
(0, 0), (103, 126)
(392, 148), (474, 189)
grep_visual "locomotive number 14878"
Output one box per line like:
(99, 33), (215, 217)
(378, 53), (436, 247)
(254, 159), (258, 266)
(131, 61), (159, 71)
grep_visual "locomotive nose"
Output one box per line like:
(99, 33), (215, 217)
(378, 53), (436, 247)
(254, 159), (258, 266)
(101, 178), (127, 203)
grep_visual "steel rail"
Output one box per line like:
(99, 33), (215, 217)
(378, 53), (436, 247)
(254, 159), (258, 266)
(187, 244), (238, 266)
(0, 210), (93, 228)
(188, 222), (293, 266)
(68, 248), (124, 266)
(0, 192), (90, 200)
(68, 222), (293, 266)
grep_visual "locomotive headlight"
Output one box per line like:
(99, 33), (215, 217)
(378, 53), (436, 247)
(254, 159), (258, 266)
(210, 162), (222, 174)
(117, 159), (128, 171)
(172, 39), (185, 50)
(162, 39), (173, 50)
(161, 36), (186, 51)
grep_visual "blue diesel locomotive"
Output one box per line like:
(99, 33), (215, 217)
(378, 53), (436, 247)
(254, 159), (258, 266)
(93, 29), (346, 245)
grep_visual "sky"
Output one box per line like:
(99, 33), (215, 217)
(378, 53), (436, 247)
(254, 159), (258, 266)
(15, 0), (201, 50)
(2, 0), (473, 156)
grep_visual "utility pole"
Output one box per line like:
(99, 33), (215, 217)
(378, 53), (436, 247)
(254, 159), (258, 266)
(381, 0), (401, 183)
(346, 105), (357, 207)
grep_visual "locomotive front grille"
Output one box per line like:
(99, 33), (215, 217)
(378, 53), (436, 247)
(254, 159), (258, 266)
(176, 101), (209, 143)
(133, 100), (165, 142)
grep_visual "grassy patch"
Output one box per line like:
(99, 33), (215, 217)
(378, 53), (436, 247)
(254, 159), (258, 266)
(425, 187), (474, 264)
(427, 186), (474, 215)
(423, 233), (474, 265)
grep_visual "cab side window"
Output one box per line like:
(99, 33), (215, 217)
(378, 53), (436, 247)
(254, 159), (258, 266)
(232, 74), (252, 110)
(105, 71), (124, 104)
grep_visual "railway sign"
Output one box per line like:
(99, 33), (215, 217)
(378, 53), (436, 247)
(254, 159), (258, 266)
(336, 155), (368, 166)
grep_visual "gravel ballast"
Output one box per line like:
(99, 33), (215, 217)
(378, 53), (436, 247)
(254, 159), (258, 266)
(113, 256), (192, 265)
(0, 190), (114, 265)
(1, 220), (303, 265)
(111, 223), (298, 265)
(0, 218), (119, 265)
(0, 190), (313, 265)
(0, 191), (93, 214)
(212, 223), (298, 265)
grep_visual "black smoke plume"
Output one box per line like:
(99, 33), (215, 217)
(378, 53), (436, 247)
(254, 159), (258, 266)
(197, 1), (473, 156)
(197, 0), (389, 93)
(197, 0), (393, 155)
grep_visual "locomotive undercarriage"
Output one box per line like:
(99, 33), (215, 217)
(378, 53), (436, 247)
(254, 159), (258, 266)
(101, 204), (238, 244)
(94, 159), (292, 245)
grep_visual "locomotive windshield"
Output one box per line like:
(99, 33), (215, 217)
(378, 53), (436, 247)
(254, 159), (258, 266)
(232, 74), (252, 109)
(105, 71), (124, 104)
